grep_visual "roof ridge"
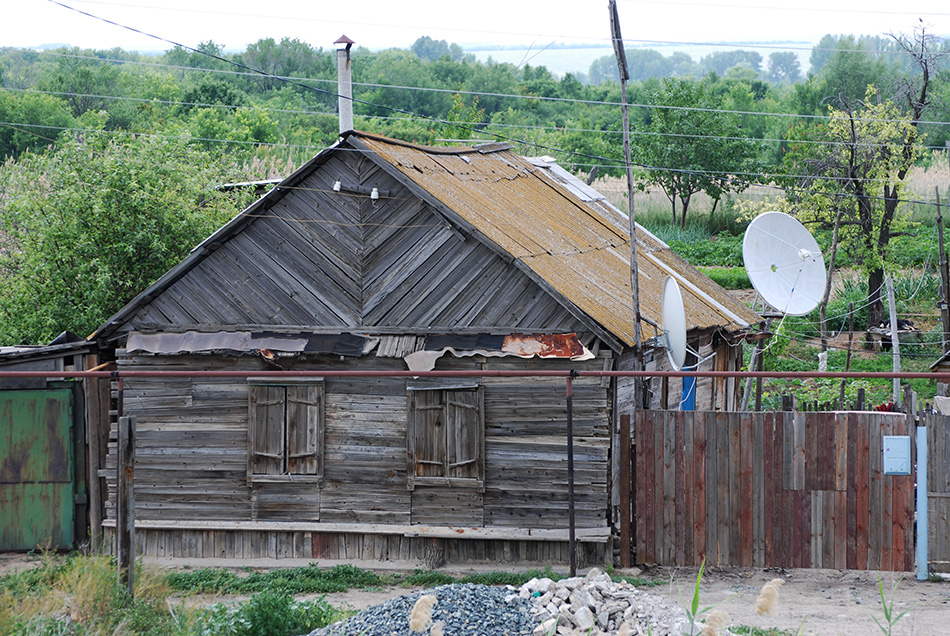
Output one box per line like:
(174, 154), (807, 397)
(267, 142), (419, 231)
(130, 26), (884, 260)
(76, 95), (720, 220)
(347, 130), (510, 156)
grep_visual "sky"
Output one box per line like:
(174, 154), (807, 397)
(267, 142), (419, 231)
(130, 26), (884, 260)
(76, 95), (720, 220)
(4, 0), (950, 55)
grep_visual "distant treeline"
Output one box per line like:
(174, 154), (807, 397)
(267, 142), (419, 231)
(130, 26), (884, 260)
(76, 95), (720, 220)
(1, 32), (948, 170)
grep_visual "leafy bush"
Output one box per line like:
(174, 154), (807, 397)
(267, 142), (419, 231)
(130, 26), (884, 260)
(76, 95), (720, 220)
(668, 235), (744, 267)
(194, 591), (342, 636)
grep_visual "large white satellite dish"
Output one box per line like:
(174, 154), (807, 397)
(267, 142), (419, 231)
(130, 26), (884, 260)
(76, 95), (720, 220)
(661, 276), (688, 371)
(742, 211), (825, 316)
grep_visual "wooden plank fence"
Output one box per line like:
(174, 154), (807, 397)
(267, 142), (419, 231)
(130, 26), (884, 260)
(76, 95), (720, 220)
(631, 410), (915, 571)
(927, 410), (950, 572)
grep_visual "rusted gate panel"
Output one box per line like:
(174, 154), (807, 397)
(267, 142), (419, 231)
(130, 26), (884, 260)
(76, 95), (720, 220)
(632, 410), (914, 571)
(0, 389), (74, 550)
(927, 411), (950, 572)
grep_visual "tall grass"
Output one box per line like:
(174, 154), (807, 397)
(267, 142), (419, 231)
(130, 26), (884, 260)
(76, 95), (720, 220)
(0, 552), (180, 636)
(0, 554), (345, 636)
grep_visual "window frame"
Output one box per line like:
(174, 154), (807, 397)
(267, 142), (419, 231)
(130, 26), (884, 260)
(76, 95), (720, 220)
(247, 378), (324, 484)
(407, 381), (485, 492)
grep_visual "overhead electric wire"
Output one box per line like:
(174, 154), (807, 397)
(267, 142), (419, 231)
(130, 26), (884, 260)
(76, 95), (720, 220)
(24, 1), (950, 216)
(21, 49), (950, 129)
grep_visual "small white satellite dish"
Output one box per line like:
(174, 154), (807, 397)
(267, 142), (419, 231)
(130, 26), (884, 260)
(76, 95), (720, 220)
(661, 276), (688, 371)
(742, 211), (825, 316)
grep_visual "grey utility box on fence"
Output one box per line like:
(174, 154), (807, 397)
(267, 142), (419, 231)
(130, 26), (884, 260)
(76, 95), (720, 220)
(883, 435), (911, 475)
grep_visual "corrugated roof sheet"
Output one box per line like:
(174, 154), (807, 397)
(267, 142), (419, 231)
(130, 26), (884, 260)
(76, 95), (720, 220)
(353, 133), (760, 347)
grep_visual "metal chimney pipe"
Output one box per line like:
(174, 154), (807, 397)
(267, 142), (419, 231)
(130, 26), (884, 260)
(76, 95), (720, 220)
(335, 35), (354, 135)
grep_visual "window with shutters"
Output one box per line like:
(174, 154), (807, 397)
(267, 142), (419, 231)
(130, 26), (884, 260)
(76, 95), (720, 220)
(407, 384), (484, 491)
(248, 380), (324, 483)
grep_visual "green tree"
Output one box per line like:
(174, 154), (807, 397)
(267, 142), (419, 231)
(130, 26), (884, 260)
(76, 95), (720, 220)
(700, 50), (763, 76)
(816, 36), (894, 103)
(0, 131), (255, 344)
(767, 51), (802, 84)
(410, 36), (465, 62)
(779, 90), (919, 327)
(0, 89), (74, 158)
(439, 93), (484, 144)
(634, 78), (759, 227)
(782, 27), (944, 326)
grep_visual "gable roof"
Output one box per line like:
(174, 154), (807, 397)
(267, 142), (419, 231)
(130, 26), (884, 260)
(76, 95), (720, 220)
(93, 131), (759, 349)
(348, 132), (759, 346)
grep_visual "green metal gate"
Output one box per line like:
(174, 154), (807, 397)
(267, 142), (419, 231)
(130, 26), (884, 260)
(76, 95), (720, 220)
(0, 389), (74, 550)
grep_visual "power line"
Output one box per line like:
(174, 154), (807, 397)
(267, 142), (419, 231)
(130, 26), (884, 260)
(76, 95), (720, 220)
(11, 85), (950, 155)
(20, 48), (950, 128)
(23, 3), (950, 213)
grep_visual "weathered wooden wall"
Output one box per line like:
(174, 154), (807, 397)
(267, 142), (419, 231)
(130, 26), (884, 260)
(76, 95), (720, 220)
(631, 410), (915, 571)
(617, 330), (741, 413)
(103, 351), (612, 563)
(100, 524), (607, 566)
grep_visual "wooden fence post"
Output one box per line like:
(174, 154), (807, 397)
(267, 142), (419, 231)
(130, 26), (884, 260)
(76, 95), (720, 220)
(117, 415), (135, 598)
(619, 414), (632, 569)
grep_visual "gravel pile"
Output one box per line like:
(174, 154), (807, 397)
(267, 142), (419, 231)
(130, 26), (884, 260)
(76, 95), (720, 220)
(306, 569), (732, 636)
(306, 583), (539, 636)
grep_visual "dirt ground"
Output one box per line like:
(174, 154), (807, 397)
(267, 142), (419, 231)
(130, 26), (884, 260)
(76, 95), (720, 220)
(2, 553), (947, 635)
(646, 564), (949, 636)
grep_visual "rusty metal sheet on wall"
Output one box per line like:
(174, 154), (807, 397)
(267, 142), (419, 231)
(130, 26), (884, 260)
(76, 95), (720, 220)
(0, 389), (74, 550)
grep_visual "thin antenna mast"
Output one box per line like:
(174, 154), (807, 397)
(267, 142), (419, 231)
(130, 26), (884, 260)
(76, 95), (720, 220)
(609, 0), (645, 407)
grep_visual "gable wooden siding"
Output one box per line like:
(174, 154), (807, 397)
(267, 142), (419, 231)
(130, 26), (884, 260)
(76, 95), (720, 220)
(119, 152), (589, 338)
(102, 352), (611, 562)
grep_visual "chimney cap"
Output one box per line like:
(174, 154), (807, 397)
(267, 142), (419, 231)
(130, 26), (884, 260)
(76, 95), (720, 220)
(334, 35), (355, 49)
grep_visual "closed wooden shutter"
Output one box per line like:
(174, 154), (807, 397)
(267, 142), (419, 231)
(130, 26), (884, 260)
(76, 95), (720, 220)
(410, 389), (445, 478)
(286, 384), (322, 475)
(249, 384), (285, 475)
(446, 389), (481, 479)
(408, 386), (483, 488)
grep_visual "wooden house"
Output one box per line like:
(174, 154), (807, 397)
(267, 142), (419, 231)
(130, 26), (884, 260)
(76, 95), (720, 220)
(89, 132), (760, 566)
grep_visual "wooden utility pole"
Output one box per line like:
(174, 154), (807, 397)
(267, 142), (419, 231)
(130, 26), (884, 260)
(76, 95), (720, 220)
(609, 0), (645, 407)
(886, 276), (901, 404)
(936, 187), (950, 354)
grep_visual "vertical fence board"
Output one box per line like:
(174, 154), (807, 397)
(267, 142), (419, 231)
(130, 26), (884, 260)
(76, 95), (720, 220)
(674, 412), (686, 566)
(683, 412), (695, 565)
(753, 412), (765, 567)
(846, 412), (858, 569)
(645, 410), (657, 564)
(693, 411), (706, 565)
(835, 490), (847, 569)
(739, 413), (753, 567)
(856, 415), (870, 569)
(805, 414), (818, 490)
(706, 414), (719, 566)
(634, 412), (647, 564)
(868, 417), (883, 571)
(763, 412), (776, 565)
(727, 412), (741, 566)
(619, 414), (631, 569)
(662, 412), (675, 565)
